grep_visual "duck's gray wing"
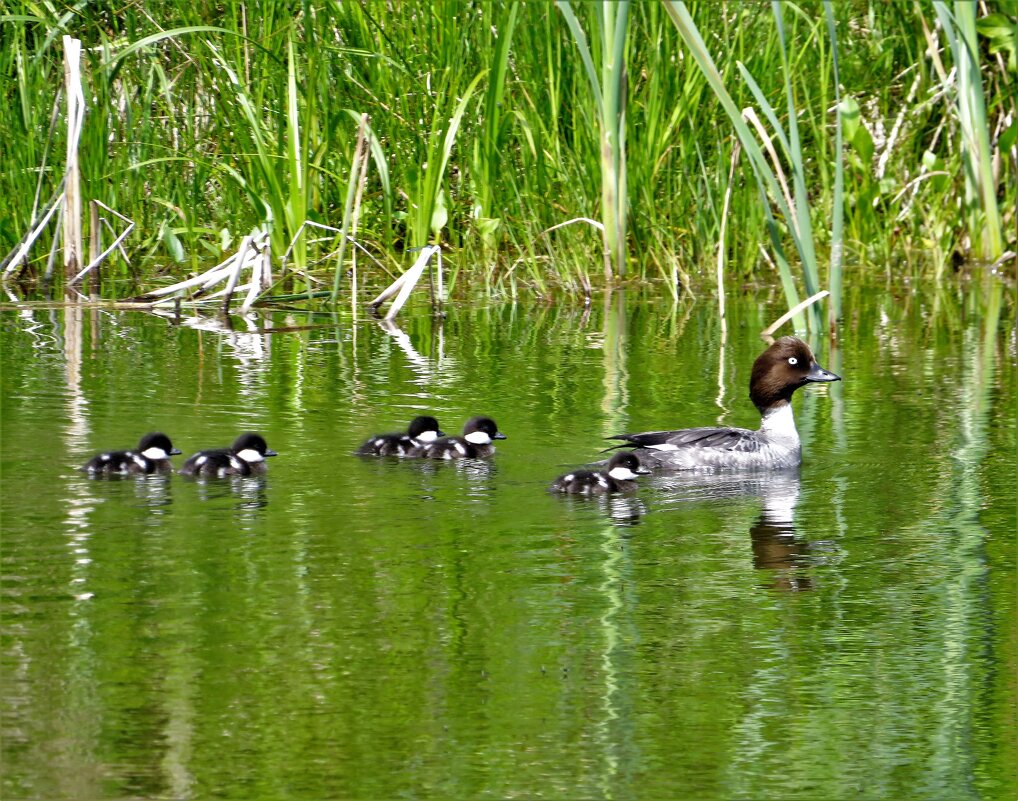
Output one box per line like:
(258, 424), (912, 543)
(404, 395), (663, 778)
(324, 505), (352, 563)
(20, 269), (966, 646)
(607, 426), (761, 453)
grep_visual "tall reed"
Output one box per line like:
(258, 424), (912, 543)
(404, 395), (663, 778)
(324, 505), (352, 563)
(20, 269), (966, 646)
(556, 0), (631, 279)
(932, 1), (1004, 260)
(472, 1), (520, 258)
(662, 1), (851, 332)
(1, 1), (1013, 309)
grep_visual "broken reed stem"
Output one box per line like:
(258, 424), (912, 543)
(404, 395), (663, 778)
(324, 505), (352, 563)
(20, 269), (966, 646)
(368, 265), (410, 307)
(742, 107), (798, 240)
(366, 246), (439, 319)
(239, 242), (266, 312)
(717, 141), (741, 339)
(2, 190), (64, 276)
(221, 235), (250, 314)
(436, 249), (444, 311)
(88, 200), (100, 262)
(99, 216), (131, 265)
(88, 201), (100, 293)
(63, 36), (84, 278)
(762, 290), (830, 338)
(281, 219), (342, 284)
(540, 217), (606, 235)
(44, 213), (63, 283)
(68, 202), (135, 285)
(350, 113), (371, 318)
(383, 247), (437, 321)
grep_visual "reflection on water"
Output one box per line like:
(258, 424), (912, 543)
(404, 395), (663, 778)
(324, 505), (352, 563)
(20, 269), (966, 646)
(0, 289), (1013, 801)
(551, 491), (647, 528)
(603, 494), (647, 528)
(186, 475), (270, 514)
(747, 472), (813, 591)
(129, 474), (174, 515)
(650, 469), (823, 591)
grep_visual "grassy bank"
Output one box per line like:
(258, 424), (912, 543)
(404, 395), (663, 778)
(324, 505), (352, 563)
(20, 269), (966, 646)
(1, 1), (1014, 313)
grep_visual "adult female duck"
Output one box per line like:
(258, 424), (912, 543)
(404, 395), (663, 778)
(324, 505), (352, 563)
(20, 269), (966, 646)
(607, 337), (840, 471)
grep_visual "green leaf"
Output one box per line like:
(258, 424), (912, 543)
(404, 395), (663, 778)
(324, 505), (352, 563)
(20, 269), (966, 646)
(976, 13), (1018, 73)
(555, 1), (604, 118)
(476, 218), (501, 237)
(161, 223), (185, 263)
(852, 124), (874, 167)
(106, 26), (236, 66)
(840, 95), (873, 166)
(1000, 117), (1018, 151)
(840, 96), (861, 143)
(430, 191), (448, 235)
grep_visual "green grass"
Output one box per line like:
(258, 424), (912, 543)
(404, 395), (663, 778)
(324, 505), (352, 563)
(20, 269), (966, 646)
(0, 0), (1013, 315)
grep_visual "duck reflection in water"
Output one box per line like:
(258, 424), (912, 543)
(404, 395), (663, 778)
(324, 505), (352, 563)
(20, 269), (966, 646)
(651, 469), (818, 591)
(193, 474), (269, 515)
(553, 491), (648, 528)
(603, 493), (647, 527)
(133, 473), (174, 518)
(747, 470), (814, 592)
(413, 456), (499, 505)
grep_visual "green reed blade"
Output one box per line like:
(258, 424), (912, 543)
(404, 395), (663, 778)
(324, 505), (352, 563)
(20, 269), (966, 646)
(824, 1), (844, 329)
(933, 2), (1004, 259)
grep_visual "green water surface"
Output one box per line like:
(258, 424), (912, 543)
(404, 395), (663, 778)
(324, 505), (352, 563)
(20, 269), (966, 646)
(1, 289), (1014, 800)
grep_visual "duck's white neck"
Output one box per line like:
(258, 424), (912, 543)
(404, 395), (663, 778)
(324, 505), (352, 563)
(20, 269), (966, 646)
(759, 402), (799, 443)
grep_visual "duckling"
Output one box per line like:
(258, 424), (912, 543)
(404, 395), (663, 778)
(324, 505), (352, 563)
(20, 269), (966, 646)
(81, 432), (180, 476)
(550, 452), (649, 495)
(409, 416), (506, 459)
(356, 415), (444, 456)
(179, 432), (277, 477)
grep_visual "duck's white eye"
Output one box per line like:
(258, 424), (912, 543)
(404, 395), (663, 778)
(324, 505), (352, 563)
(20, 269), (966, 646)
(788, 357), (798, 365)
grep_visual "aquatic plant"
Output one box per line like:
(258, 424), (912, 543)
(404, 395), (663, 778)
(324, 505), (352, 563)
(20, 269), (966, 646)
(556, 0), (631, 280)
(0, 1), (1013, 312)
(932, 1), (1005, 260)
(662, 1), (846, 332)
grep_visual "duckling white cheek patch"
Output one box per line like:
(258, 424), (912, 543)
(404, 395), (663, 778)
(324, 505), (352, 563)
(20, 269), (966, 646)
(416, 430), (439, 443)
(464, 431), (491, 445)
(608, 466), (638, 481)
(236, 448), (264, 462)
(141, 446), (168, 459)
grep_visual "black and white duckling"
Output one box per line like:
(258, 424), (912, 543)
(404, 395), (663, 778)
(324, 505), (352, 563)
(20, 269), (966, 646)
(179, 432), (277, 477)
(409, 416), (507, 459)
(550, 452), (650, 495)
(81, 432), (181, 476)
(356, 415), (444, 456)
(607, 336), (841, 471)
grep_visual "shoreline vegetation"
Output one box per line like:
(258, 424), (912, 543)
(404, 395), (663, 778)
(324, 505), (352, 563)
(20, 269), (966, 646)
(1, 2), (1015, 329)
